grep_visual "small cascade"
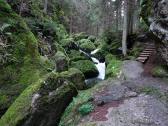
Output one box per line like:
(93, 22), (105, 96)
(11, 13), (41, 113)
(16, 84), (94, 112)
(91, 57), (105, 80)
(91, 48), (100, 55)
(80, 49), (106, 81)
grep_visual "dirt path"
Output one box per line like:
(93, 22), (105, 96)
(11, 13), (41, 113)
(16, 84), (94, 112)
(143, 51), (157, 77)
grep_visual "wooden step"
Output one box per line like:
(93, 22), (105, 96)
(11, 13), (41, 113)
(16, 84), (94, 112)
(137, 59), (147, 63)
(143, 50), (153, 53)
(137, 57), (148, 60)
(144, 48), (155, 51)
(140, 52), (151, 55)
(139, 54), (151, 57)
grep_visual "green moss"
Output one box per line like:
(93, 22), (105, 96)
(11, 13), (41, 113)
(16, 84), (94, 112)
(78, 102), (94, 116)
(129, 42), (144, 58)
(0, 0), (12, 13)
(68, 50), (88, 62)
(0, 68), (82, 126)
(79, 39), (96, 53)
(106, 57), (122, 78)
(140, 86), (168, 102)
(59, 79), (115, 126)
(71, 60), (98, 79)
(60, 38), (77, 51)
(0, 0), (50, 114)
(53, 51), (69, 72)
(0, 78), (46, 126)
(59, 88), (93, 126)
(152, 66), (168, 78)
(60, 68), (86, 90)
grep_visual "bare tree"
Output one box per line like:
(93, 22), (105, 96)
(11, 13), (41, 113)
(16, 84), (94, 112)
(122, 0), (128, 56)
(43, 0), (48, 14)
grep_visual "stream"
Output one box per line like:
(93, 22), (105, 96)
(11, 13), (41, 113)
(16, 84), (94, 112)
(79, 49), (106, 83)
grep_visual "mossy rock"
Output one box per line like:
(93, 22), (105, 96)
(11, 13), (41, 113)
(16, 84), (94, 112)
(152, 66), (168, 78)
(0, 68), (86, 126)
(79, 39), (96, 53)
(71, 60), (99, 79)
(68, 50), (89, 62)
(60, 38), (78, 51)
(0, 0), (52, 116)
(61, 68), (86, 90)
(94, 39), (103, 48)
(53, 51), (69, 72)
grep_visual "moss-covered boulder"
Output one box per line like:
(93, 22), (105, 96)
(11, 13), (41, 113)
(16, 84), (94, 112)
(61, 68), (86, 90)
(60, 38), (78, 51)
(79, 39), (96, 53)
(53, 51), (69, 72)
(68, 50), (90, 62)
(71, 60), (99, 79)
(0, 0), (52, 116)
(0, 67), (86, 126)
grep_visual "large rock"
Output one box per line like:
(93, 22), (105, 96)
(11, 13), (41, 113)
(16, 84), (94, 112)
(122, 60), (144, 80)
(0, 68), (86, 126)
(0, 1), (50, 117)
(71, 60), (99, 79)
(60, 68), (86, 90)
(141, 0), (168, 65)
(150, 0), (168, 65)
(79, 39), (96, 53)
(54, 51), (69, 72)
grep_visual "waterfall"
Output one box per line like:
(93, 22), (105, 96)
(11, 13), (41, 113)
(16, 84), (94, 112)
(80, 49), (106, 80)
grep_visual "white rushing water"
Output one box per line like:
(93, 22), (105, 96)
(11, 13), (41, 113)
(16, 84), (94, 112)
(80, 49), (106, 80)
(91, 57), (106, 80)
(91, 48), (100, 55)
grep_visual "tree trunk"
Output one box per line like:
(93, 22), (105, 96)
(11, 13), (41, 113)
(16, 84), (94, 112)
(122, 0), (129, 56)
(43, 0), (48, 14)
(19, 0), (24, 16)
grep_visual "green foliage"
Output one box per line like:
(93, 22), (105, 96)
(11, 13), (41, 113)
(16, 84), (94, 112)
(68, 50), (88, 62)
(60, 38), (78, 51)
(129, 42), (144, 58)
(59, 87), (94, 126)
(59, 78), (114, 126)
(26, 18), (68, 42)
(0, 0), (52, 115)
(73, 33), (88, 41)
(0, 78), (45, 126)
(78, 102), (94, 116)
(106, 57), (122, 78)
(141, 86), (160, 95)
(140, 86), (168, 102)
(152, 66), (168, 78)
(105, 54), (117, 65)
(88, 35), (96, 42)
(140, 0), (152, 25)
(100, 30), (122, 54)
(79, 39), (96, 53)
